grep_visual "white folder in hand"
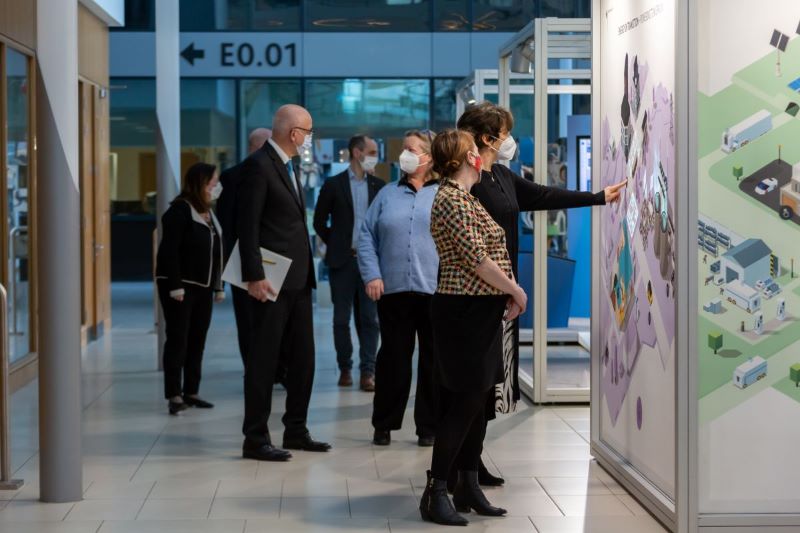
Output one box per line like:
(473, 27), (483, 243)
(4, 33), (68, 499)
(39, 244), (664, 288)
(222, 240), (293, 302)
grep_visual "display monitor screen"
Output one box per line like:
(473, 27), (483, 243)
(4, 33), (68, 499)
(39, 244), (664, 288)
(578, 136), (591, 191)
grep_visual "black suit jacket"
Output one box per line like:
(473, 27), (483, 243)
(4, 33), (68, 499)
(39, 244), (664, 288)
(216, 161), (244, 263)
(236, 143), (316, 291)
(313, 169), (385, 269)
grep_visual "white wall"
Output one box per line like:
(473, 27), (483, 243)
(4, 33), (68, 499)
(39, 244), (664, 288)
(698, 0), (800, 95)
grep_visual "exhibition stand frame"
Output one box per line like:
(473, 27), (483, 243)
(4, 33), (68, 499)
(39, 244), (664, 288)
(589, 0), (800, 531)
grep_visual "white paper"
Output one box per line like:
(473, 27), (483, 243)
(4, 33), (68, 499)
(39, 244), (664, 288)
(222, 241), (293, 302)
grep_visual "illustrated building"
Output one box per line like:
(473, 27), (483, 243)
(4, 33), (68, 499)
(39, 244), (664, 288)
(779, 164), (800, 219)
(724, 280), (762, 313)
(720, 238), (772, 288)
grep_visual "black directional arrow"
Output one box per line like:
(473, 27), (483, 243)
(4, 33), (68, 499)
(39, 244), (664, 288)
(181, 43), (205, 65)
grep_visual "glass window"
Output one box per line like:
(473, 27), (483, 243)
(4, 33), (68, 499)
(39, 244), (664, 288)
(239, 80), (302, 159)
(472, 0), (535, 32)
(116, 0), (155, 30)
(5, 49), (31, 362)
(540, 0), (591, 18)
(181, 79), (237, 171)
(305, 0), (431, 32)
(434, 0), (470, 31)
(109, 78), (157, 216)
(432, 78), (459, 132)
(180, 0), (302, 31)
(305, 78), (430, 138)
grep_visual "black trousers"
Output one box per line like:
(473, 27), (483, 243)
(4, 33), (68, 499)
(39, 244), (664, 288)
(371, 292), (437, 437)
(231, 285), (251, 367)
(329, 257), (379, 374)
(430, 386), (490, 480)
(158, 281), (213, 399)
(243, 287), (315, 446)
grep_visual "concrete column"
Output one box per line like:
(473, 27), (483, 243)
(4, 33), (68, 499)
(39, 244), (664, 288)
(36, 0), (82, 502)
(155, 0), (181, 368)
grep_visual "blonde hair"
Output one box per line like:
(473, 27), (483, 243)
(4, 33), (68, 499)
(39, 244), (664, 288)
(404, 129), (436, 179)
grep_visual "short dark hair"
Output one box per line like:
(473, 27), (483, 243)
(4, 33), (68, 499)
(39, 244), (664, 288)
(177, 162), (216, 213)
(456, 101), (515, 150)
(348, 135), (370, 159)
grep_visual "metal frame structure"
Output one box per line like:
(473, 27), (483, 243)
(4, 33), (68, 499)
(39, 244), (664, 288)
(496, 18), (592, 404)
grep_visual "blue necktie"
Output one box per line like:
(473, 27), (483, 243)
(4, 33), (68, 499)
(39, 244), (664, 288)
(286, 161), (299, 199)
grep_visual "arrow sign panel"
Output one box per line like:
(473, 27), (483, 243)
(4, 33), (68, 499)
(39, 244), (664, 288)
(181, 43), (205, 65)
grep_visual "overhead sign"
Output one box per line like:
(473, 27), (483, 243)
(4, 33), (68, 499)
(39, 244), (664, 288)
(178, 33), (302, 77)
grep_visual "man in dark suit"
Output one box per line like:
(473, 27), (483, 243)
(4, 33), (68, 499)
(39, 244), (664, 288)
(313, 135), (384, 391)
(237, 105), (330, 462)
(216, 128), (271, 367)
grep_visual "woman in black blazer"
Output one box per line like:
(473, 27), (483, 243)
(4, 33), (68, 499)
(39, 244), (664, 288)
(155, 162), (225, 415)
(454, 102), (627, 487)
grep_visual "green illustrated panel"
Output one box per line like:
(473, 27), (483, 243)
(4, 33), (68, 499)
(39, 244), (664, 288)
(698, 1), (800, 514)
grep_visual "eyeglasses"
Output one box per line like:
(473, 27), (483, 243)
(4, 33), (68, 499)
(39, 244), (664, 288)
(293, 126), (314, 135)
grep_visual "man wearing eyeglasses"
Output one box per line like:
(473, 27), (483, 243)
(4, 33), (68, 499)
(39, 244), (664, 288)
(237, 104), (331, 462)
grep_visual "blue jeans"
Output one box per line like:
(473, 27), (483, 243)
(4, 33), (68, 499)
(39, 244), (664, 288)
(329, 257), (379, 375)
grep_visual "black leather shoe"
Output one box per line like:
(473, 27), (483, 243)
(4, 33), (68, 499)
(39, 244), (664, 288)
(478, 458), (504, 486)
(283, 434), (332, 452)
(419, 470), (468, 526)
(373, 429), (391, 446)
(168, 400), (188, 415)
(452, 470), (507, 516)
(417, 435), (435, 447)
(242, 444), (292, 462)
(183, 396), (214, 408)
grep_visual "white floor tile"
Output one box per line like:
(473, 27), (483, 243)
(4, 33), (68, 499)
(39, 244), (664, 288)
(0, 522), (103, 533)
(279, 496), (350, 518)
(83, 480), (155, 500)
(390, 516), (538, 532)
(530, 515), (668, 533)
(245, 517), (389, 533)
(0, 500), (75, 522)
(616, 494), (653, 517)
(101, 519), (246, 533)
(207, 498), (280, 520)
(349, 494), (419, 518)
(148, 479), (220, 500)
(549, 495), (634, 517)
(281, 477), (346, 498)
(215, 479), (282, 499)
(537, 477), (613, 496)
(137, 498), (213, 520)
(65, 499), (144, 521)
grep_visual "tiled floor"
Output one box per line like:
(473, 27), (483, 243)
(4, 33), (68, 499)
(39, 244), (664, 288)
(2, 283), (668, 532)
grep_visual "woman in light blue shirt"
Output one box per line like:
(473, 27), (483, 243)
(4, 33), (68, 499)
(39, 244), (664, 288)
(358, 129), (439, 447)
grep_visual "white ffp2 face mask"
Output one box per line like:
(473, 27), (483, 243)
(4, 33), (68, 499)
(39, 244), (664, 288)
(493, 135), (517, 160)
(209, 183), (223, 201)
(361, 155), (379, 172)
(399, 150), (422, 174)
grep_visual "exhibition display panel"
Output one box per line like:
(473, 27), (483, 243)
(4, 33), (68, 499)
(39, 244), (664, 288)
(586, 0), (800, 530)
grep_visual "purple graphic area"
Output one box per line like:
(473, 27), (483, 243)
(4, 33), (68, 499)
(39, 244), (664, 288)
(636, 397), (643, 430)
(599, 56), (675, 427)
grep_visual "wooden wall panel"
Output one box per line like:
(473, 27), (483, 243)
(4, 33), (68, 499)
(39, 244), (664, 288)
(0, 0), (36, 51)
(78, 4), (108, 86)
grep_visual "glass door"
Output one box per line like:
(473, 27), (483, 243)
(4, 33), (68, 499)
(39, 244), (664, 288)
(4, 46), (34, 363)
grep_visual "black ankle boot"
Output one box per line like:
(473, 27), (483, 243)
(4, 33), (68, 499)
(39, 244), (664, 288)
(420, 470), (469, 526)
(478, 458), (505, 486)
(452, 470), (507, 516)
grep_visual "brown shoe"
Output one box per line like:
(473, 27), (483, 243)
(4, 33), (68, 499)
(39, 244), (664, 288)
(338, 370), (353, 387)
(360, 374), (375, 392)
